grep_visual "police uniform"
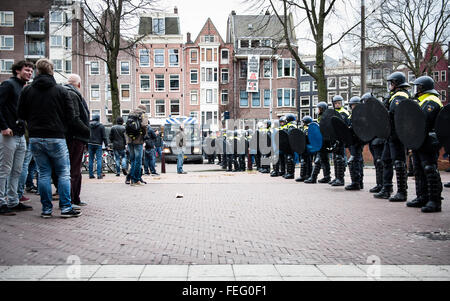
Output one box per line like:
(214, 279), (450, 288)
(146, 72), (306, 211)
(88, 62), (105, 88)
(368, 137), (385, 193)
(259, 121), (272, 174)
(271, 117), (286, 177)
(296, 118), (313, 182)
(374, 88), (410, 201)
(329, 97), (350, 187)
(282, 115), (297, 179)
(345, 96), (364, 191)
(406, 76), (444, 213)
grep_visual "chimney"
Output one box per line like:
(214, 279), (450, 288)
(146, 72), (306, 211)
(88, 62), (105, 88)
(174, 6), (178, 14)
(187, 32), (192, 43)
(231, 10), (236, 15)
(265, 10), (270, 15)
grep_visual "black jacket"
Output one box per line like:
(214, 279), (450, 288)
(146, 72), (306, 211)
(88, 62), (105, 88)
(109, 124), (126, 150)
(64, 84), (90, 143)
(0, 77), (26, 136)
(88, 116), (107, 146)
(155, 134), (162, 147)
(144, 127), (157, 149)
(18, 74), (75, 139)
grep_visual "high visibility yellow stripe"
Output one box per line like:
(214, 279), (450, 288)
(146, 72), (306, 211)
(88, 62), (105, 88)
(389, 91), (409, 103)
(418, 93), (443, 108)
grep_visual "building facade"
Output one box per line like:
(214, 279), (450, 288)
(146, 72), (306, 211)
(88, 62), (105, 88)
(420, 43), (448, 105)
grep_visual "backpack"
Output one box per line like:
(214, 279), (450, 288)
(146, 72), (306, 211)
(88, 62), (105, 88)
(125, 114), (142, 140)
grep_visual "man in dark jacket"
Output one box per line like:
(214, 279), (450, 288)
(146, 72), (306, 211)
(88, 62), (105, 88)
(64, 74), (90, 207)
(144, 125), (158, 175)
(109, 116), (127, 176)
(88, 114), (108, 179)
(17, 58), (80, 218)
(0, 60), (34, 216)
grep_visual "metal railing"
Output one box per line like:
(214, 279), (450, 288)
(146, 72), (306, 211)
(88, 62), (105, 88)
(24, 18), (45, 34)
(24, 42), (45, 57)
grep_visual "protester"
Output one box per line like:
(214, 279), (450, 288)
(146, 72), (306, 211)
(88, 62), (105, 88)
(17, 58), (80, 218)
(109, 116), (128, 177)
(144, 125), (159, 176)
(175, 126), (187, 174)
(154, 129), (163, 165)
(88, 115), (107, 179)
(64, 74), (90, 208)
(0, 60), (34, 215)
(125, 105), (148, 186)
(17, 130), (33, 203)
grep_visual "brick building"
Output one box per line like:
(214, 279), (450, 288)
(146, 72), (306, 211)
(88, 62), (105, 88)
(226, 11), (298, 129)
(421, 43), (448, 105)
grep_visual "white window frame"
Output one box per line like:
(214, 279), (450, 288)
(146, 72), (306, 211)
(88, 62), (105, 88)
(91, 109), (101, 121)
(121, 110), (130, 122)
(263, 59), (272, 78)
(169, 49), (179, 67)
(105, 84), (111, 100)
(190, 111), (199, 119)
(64, 60), (72, 73)
(327, 77), (337, 89)
(0, 11), (14, 27)
(104, 62), (109, 75)
(190, 69), (198, 84)
(221, 89), (229, 105)
(139, 74), (151, 92)
(154, 49), (165, 67)
(140, 99), (151, 116)
(300, 81), (310, 92)
(50, 35), (62, 47)
(441, 71), (446, 83)
(328, 91), (337, 103)
(221, 49), (229, 64)
(139, 49), (150, 67)
(221, 68), (229, 84)
(239, 90), (249, 108)
(120, 84), (130, 101)
(277, 88), (296, 108)
(170, 99), (180, 116)
(0, 59), (13, 74)
(90, 61), (99, 75)
(64, 36), (72, 50)
(300, 96), (310, 107)
(339, 76), (349, 89)
(53, 59), (63, 72)
(263, 89), (271, 107)
(312, 95), (319, 107)
(155, 99), (165, 117)
(0, 35), (13, 50)
(120, 61), (130, 75)
(312, 81), (318, 91)
(251, 91), (261, 108)
(277, 58), (296, 78)
(301, 66), (310, 76)
(169, 74), (180, 92)
(190, 49), (198, 64)
(90, 84), (100, 101)
(50, 11), (63, 23)
(154, 74), (165, 92)
(152, 18), (165, 35)
(190, 90), (198, 105)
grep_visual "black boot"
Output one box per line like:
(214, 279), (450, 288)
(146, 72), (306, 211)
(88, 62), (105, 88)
(407, 171), (428, 208)
(389, 161), (407, 202)
(284, 156), (295, 179)
(359, 160), (364, 189)
(370, 159), (383, 193)
(332, 156), (345, 186)
(305, 159), (321, 184)
(271, 163), (280, 177)
(374, 185), (393, 199)
(345, 160), (360, 190)
(421, 165), (442, 213)
(406, 197), (428, 208)
(295, 160), (307, 182)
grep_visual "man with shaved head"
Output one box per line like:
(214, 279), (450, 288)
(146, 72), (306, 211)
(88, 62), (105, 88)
(64, 73), (90, 208)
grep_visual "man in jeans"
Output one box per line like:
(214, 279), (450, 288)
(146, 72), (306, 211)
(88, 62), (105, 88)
(0, 60), (34, 215)
(64, 74), (90, 207)
(154, 129), (163, 167)
(175, 126), (187, 174)
(125, 105), (148, 186)
(88, 115), (107, 179)
(17, 58), (80, 218)
(144, 125), (159, 175)
(109, 117), (128, 177)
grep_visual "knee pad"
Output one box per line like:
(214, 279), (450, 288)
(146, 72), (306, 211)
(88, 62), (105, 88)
(424, 164), (437, 175)
(394, 160), (405, 169)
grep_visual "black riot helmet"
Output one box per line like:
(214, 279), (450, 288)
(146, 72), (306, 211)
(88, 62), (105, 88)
(387, 71), (410, 91)
(348, 96), (361, 105)
(285, 113), (296, 123)
(302, 115), (313, 125)
(332, 95), (344, 109)
(360, 92), (374, 103)
(279, 116), (287, 126)
(265, 120), (272, 129)
(413, 75), (439, 97)
(317, 101), (328, 113)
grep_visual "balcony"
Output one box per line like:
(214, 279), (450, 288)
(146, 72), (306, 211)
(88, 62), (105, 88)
(366, 78), (384, 86)
(24, 18), (45, 37)
(24, 42), (46, 59)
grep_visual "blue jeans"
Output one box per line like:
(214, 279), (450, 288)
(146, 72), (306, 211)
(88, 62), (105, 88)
(88, 144), (103, 177)
(17, 145), (33, 198)
(177, 150), (184, 173)
(144, 148), (156, 174)
(0, 135), (26, 207)
(128, 143), (143, 182)
(29, 138), (73, 214)
(26, 158), (38, 188)
(155, 147), (162, 162)
(113, 149), (127, 174)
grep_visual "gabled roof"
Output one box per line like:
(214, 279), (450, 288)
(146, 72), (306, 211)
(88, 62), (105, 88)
(230, 14), (294, 41)
(194, 18), (225, 44)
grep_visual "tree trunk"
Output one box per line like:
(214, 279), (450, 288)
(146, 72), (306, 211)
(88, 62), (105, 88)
(108, 60), (121, 124)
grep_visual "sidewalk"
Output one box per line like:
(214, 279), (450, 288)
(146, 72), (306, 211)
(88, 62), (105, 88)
(1, 264), (449, 281)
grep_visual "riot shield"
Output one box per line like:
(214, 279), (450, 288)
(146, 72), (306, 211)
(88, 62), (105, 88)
(288, 128), (306, 154)
(319, 109), (340, 141)
(435, 104), (450, 153)
(394, 99), (426, 150)
(306, 122), (323, 154)
(331, 116), (354, 146)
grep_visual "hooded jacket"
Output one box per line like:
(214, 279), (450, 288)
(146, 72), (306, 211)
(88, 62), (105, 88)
(64, 84), (90, 143)
(17, 74), (75, 139)
(0, 76), (27, 136)
(88, 115), (108, 146)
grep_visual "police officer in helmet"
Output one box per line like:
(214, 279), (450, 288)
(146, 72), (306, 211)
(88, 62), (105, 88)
(406, 75), (444, 213)
(282, 113), (297, 179)
(295, 115), (313, 182)
(271, 116), (287, 177)
(374, 71), (410, 202)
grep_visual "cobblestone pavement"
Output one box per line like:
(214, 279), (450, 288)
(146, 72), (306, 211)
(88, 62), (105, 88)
(1, 163), (449, 266)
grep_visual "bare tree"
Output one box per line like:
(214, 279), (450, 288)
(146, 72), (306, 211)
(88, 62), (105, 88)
(69, 0), (157, 122)
(247, 0), (363, 102)
(368, 0), (449, 78)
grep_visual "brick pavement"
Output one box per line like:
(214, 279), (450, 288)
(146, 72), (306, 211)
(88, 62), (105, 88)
(0, 163), (449, 266)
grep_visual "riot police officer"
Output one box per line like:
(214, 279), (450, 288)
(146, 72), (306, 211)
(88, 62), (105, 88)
(259, 120), (272, 174)
(374, 72), (410, 202)
(305, 102), (331, 184)
(345, 96), (364, 190)
(296, 116), (313, 182)
(271, 116), (287, 177)
(406, 76), (444, 213)
(330, 95), (350, 186)
(282, 113), (297, 179)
